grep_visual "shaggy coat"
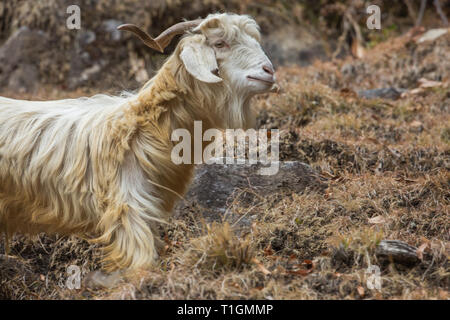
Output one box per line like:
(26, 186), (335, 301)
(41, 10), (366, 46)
(0, 13), (271, 270)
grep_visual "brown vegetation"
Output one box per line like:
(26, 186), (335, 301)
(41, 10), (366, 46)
(0, 0), (448, 300)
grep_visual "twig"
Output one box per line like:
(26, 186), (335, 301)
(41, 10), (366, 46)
(345, 10), (364, 45)
(421, 254), (435, 281)
(433, 0), (449, 26)
(416, 0), (427, 26)
(38, 235), (50, 255)
(332, 16), (351, 59)
(404, 0), (418, 21)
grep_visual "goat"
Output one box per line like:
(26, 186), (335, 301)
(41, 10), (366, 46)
(0, 13), (276, 270)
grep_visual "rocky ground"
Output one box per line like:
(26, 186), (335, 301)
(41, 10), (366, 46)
(0, 1), (449, 300)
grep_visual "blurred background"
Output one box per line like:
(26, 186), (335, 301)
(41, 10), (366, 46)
(0, 0), (448, 96)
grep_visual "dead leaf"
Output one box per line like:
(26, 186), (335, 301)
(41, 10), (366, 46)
(365, 137), (381, 145)
(301, 259), (314, 271)
(368, 216), (386, 224)
(374, 292), (383, 299)
(303, 259), (313, 266)
(351, 38), (365, 59)
(416, 28), (449, 44)
(231, 282), (240, 289)
(401, 78), (446, 97)
(410, 120), (423, 128)
(357, 286), (365, 297)
(371, 114), (382, 122)
(287, 269), (311, 276)
(416, 243), (428, 261)
(394, 176), (418, 184)
(410, 87), (425, 94)
(163, 234), (171, 245)
(252, 258), (271, 275)
(438, 289), (449, 299)
(273, 265), (287, 274)
(418, 78), (444, 88)
(401, 88), (420, 98)
(387, 147), (402, 158)
(408, 26), (426, 40)
(321, 171), (337, 179)
(320, 250), (331, 257)
(339, 88), (358, 98)
(263, 244), (274, 256)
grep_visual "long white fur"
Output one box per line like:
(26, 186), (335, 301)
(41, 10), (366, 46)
(0, 13), (274, 270)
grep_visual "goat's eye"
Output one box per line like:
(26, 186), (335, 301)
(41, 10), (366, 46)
(214, 41), (226, 48)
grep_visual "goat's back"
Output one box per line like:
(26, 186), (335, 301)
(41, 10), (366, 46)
(0, 94), (133, 235)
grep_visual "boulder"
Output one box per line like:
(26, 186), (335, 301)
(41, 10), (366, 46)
(0, 27), (49, 92)
(175, 160), (327, 229)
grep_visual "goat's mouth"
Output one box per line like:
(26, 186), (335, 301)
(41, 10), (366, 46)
(247, 75), (275, 85)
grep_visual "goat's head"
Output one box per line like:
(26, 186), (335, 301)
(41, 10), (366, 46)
(119, 13), (276, 97)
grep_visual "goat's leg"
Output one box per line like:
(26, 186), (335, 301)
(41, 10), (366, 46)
(93, 203), (160, 271)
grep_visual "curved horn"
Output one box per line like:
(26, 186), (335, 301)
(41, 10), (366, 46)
(117, 19), (203, 53)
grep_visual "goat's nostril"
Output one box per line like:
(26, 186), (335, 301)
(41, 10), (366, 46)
(263, 65), (274, 75)
(212, 68), (219, 76)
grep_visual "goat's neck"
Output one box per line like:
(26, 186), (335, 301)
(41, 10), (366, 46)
(114, 58), (254, 210)
(131, 63), (252, 140)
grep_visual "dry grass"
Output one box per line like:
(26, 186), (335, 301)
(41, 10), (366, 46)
(181, 222), (255, 272)
(1, 30), (449, 300)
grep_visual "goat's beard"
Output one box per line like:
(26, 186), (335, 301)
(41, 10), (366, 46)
(224, 94), (255, 130)
(170, 63), (255, 131)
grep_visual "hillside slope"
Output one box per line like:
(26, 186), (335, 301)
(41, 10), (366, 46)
(1, 27), (448, 300)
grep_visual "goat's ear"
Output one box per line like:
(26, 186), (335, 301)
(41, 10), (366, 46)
(180, 41), (222, 83)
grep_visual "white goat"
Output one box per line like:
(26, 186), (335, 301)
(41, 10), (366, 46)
(0, 13), (276, 270)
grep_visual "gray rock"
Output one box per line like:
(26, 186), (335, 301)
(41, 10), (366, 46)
(262, 26), (327, 67)
(376, 240), (420, 265)
(0, 27), (49, 92)
(416, 28), (449, 44)
(7, 63), (39, 93)
(174, 160), (326, 229)
(77, 30), (96, 47)
(357, 87), (407, 100)
(102, 20), (123, 42)
(83, 270), (121, 289)
(341, 63), (357, 77)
